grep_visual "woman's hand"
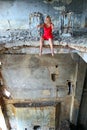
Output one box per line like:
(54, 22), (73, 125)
(37, 24), (44, 28)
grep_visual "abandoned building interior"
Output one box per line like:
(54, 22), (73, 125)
(0, 0), (87, 130)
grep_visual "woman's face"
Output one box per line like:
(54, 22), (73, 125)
(45, 17), (51, 23)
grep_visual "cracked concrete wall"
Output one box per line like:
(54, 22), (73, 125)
(0, 54), (86, 129)
(0, 0), (87, 54)
(0, 1), (87, 129)
(71, 58), (87, 125)
(1, 54), (76, 99)
(77, 65), (87, 130)
(0, 0), (87, 39)
(0, 0), (87, 30)
(0, 54), (77, 129)
(16, 106), (55, 130)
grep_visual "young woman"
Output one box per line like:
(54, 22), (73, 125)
(37, 16), (54, 56)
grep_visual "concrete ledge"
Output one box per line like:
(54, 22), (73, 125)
(0, 36), (87, 52)
(5, 97), (63, 104)
(0, 37), (87, 62)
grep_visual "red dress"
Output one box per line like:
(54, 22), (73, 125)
(42, 23), (53, 40)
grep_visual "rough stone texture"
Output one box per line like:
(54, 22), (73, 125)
(0, 53), (86, 130)
(0, 54), (76, 99)
(0, 0), (87, 30)
(0, 29), (87, 47)
(0, 0), (87, 63)
(71, 58), (87, 125)
(78, 69), (87, 130)
(0, 106), (7, 130)
(0, 29), (87, 64)
(5, 104), (16, 130)
(0, 0), (87, 130)
(59, 120), (70, 130)
(0, 0), (87, 49)
(15, 106), (55, 130)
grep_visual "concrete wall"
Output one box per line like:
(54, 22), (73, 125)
(16, 106), (55, 130)
(0, 0), (87, 43)
(71, 57), (87, 125)
(0, 54), (86, 129)
(0, 106), (7, 130)
(0, 54), (76, 129)
(1, 54), (76, 100)
(78, 68), (87, 130)
(0, 0), (87, 30)
(0, 53), (78, 130)
(0, 1), (87, 129)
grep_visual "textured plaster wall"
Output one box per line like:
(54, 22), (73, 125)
(0, 54), (77, 129)
(0, 0), (87, 58)
(0, 1), (87, 129)
(1, 54), (76, 100)
(0, 54), (86, 129)
(0, 106), (7, 130)
(78, 69), (87, 130)
(0, 0), (87, 30)
(16, 107), (55, 130)
(0, 0), (87, 57)
(72, 58), (87, 125)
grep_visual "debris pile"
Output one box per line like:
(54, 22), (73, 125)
(59, 120), (70, 130)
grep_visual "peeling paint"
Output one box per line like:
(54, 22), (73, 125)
(42, 90), (51, 96)
(61, 0), (72, 5)
(44, 0), (72, 5)
(16, 107), (55, 130)
(53, 6), (65, 11)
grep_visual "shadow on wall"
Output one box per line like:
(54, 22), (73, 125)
(77, 124), (85, 130)
(29, 12), (44, 40)
(33, 125), (41, 130)
(70, 123), (85, 130)
(59, 120), (85, 130)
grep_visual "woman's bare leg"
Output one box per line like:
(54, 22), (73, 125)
(49, 38), (54, 56)
(39, 37), (44, 56)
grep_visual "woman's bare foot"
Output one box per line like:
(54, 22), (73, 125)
(52, 52), (54, 56)
(39, 52), (42, 56)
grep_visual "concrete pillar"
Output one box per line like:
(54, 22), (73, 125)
(72, 58), (86, 125)
(0, 106), (8, 130)
(5, 104), (17, 130)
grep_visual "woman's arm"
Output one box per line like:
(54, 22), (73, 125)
(37, 23), (44, 28)
(51, 23), (54, 30)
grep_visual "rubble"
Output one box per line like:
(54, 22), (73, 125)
(0, 29), (87, 55)
(59, 120), (70, 130)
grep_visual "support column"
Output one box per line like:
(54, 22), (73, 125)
(5, 104), (17, 130)
(72, 58), (86, 125)
(0, 106), (8, 130)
